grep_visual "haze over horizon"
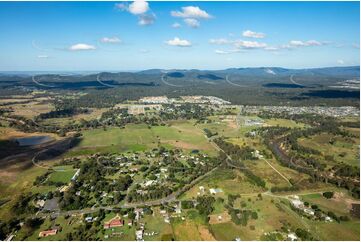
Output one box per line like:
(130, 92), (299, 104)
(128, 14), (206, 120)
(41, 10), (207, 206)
(0, 1), (359, 71)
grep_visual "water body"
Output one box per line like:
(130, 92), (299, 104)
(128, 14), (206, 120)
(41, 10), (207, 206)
(15, 135), (53, 146)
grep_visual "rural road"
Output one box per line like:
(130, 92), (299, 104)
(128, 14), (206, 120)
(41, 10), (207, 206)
(161, 74), (184, 87)
(289, 74), (303, 86)
(225, 75), (246, 87)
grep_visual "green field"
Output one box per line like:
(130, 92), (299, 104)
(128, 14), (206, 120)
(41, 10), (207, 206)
(66, 121), (217, 157)
(48, 166), (77, 183)
(298, 132), (360, 167)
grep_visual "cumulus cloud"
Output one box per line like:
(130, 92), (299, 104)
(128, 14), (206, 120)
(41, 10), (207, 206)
(209, 38), (231, 45)
(128, 0), (149, 15)
(138, 13), (156, 26)
(184, 18), (200, 28)
(210, 37), (267, 50)
(101, 37), (122, 44)
(165, 37), (192, 47)
(171, 6), (212, 19)
(172, 22), (181, 28)
(115, 1), (155, 26)
(242, 30), (266, 39)
(116, 0), (149, 15)
(69, 43), (96, 51)
(234, 40), (267, 49)
(289, 40), (326, 47)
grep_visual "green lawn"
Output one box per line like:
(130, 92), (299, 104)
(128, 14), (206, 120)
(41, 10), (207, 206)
(48, 166), (77, 183)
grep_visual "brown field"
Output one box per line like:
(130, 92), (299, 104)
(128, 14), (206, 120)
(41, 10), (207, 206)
(209, 211), (232, 224)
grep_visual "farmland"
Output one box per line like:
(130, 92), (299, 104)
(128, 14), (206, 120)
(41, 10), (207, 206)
(0, 100), (359, 241)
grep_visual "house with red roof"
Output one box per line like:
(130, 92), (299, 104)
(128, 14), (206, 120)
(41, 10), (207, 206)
(103, 214), (124, 229)
(39, 229), (58, 237)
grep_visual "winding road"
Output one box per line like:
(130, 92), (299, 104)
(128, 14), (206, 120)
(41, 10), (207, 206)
(32, 75), (56, 88)
(225, 75), (246, 87)
(161, 74), (184, 87)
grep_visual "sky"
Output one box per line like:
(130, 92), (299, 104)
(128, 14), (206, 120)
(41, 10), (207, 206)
(0, 1), (359, 71)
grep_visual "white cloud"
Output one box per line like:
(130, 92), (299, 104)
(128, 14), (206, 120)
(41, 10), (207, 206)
(115, 3), (128, 11)
(138, 13), (155, 26)
(172, 22), (181, 28)
(242, 30), (266, 39)
(101, 37), (122, 44)
(37, 55), (49, 58)
(234, 40), (267, 49)
(337, 59), (345, 64)
(214, 49), (241, 54)
(171, 6), (211, 19)
(289, 40), (325, 47)
(139, 49), (149, 53)
(165, 37), (192, 47)
(128, 0), (149, 15)
(115, 1), (155, 26)
(209, 38), (231, 45)
(264, 46), (279, 51)
(69, 43), (96, 51)
(184, 18), (200, 28)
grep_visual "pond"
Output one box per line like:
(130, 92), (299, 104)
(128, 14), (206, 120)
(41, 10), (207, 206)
(15, 135), (53, 146)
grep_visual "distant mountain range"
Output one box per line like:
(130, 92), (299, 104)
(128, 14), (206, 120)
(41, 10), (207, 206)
(0, 66), (359, 78)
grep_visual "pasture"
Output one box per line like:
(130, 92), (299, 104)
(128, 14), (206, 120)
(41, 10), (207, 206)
(66, 121), (217, 157)
(298, 132), (360, 167)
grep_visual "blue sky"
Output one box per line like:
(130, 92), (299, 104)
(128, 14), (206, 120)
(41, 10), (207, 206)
(0, 1), (359, 71)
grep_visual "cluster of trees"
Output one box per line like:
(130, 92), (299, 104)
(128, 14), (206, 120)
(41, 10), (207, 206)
(295, 228), (314, 240)
(322, 191), (334, 199)
(225, 194), (258, 226)
(195, 195), (215, 217)
(35, 108), (89, 120)
(214, 138), (256, 161)
(0, 219), (21, 240)
(11, 193), (37, 216)
(214, 138), (266, 188)
(59, 158), (133, 210)
(203, 128), (218, 138)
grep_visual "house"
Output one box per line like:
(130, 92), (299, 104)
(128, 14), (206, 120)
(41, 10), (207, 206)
(36, 199), (45, 208)
(39, 229), (57, 237)
(209, 188), (223, 195)
(303, 208), (315, 216)
(85, 216), (93, 223)
(103, 214), (124, 229)
(287, 233), (298, 241)
(290, 199), (303, 209)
